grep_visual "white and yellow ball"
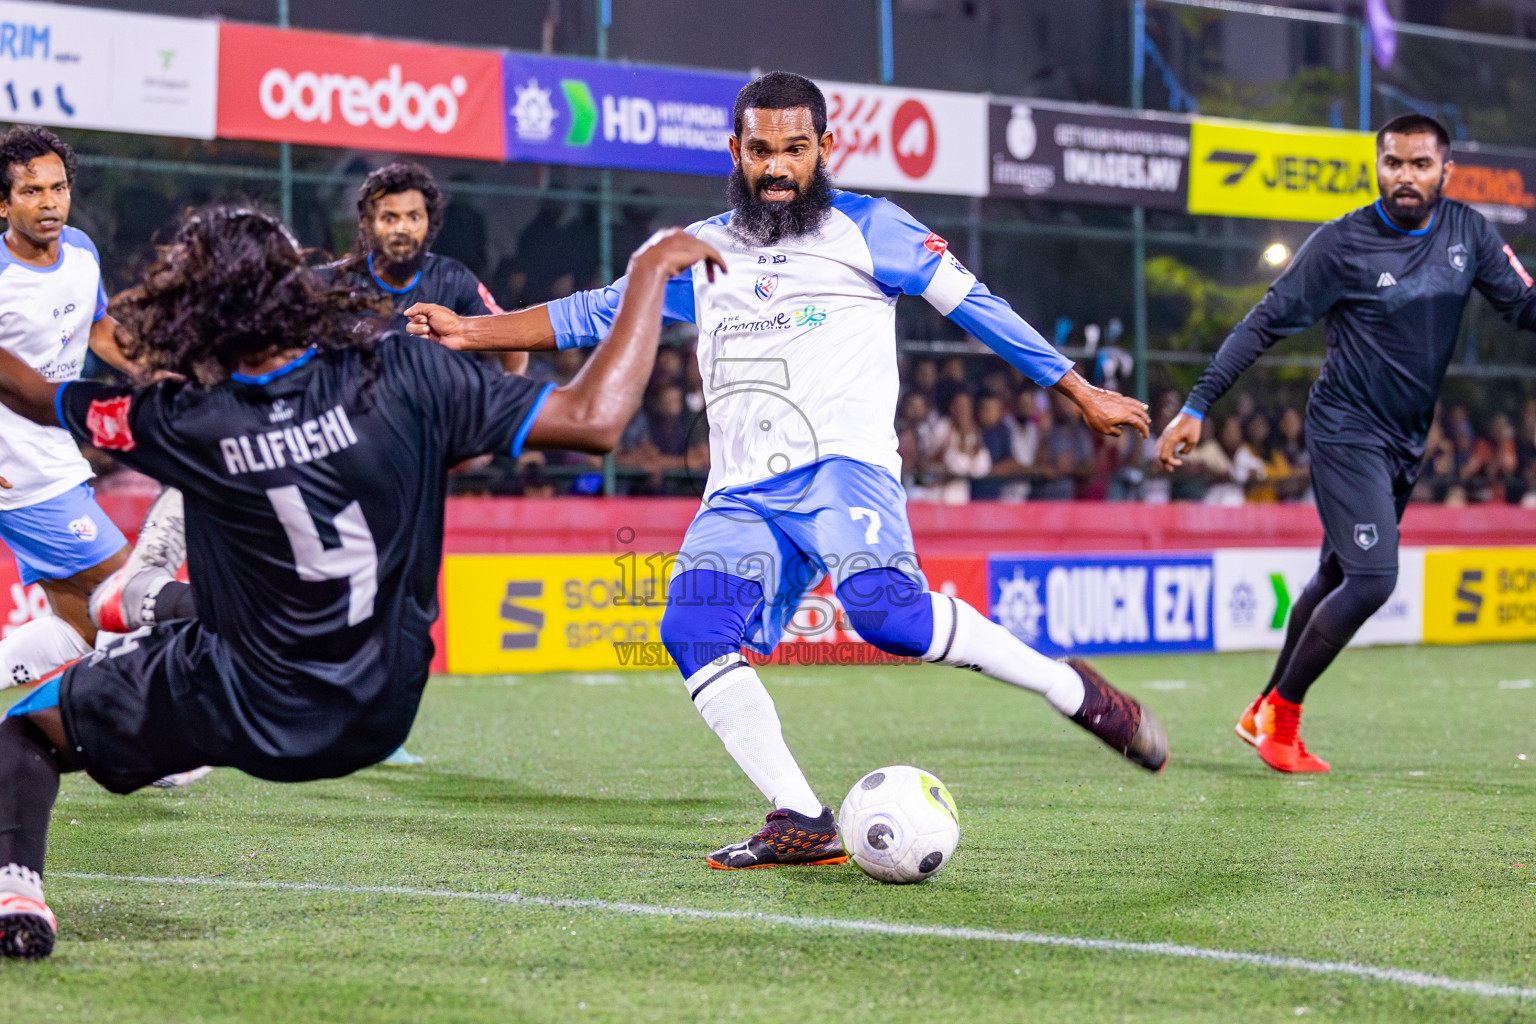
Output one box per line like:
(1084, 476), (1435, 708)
(837, 765), (959, 884)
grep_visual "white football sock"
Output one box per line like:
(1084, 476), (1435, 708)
(0, 863), (43, 902)
(685, 658), (823, 817)
(924, 593), (1086, 715)
(0, 616), (90, 690)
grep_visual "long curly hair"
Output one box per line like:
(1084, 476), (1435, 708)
(111, 207), (389, 386)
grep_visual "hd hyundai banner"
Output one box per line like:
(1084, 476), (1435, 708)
(988, 553), (1215, 658)
(216, 23), (505, 160)
(988, 101), (1190, 210)
(0, 0), (217, 139)
(817, 80), (988, 197)
(503, 54), (745, 175)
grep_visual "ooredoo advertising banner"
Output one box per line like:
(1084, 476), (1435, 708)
(1188, 118), (1376, 223)
(216, 23), (504, 160)
(1212, 547), (1424, 652)
(988, 553), (1215, 658)
(503, 54), (745, 175)
(817, 80), (987, 197)
(989, 101), (1190, 210)
(0, 0), (217, 139)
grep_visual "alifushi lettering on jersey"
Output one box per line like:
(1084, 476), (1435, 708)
(218, 404), (359, 475)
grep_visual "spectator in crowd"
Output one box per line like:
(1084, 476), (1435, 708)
(972, 393), (1014, 501)
(908, 359), (939, 406)
(898, 391), (946, 471)
(1240, 414), (1290, 504)
(1458, 412), (1521, 503)
(617, 380), (705, 495)
(933, 390), (992, 504)
(1276, 407), (1311, 501)
(1033, 391), (1094, 500)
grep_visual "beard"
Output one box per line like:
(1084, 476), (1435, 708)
(726, 158), (835, 247)
(368, 231), (426, 278)
(1380, 173), (1445, 225)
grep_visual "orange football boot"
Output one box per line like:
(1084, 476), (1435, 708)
(1254, 692), (1330, 773)
(1234, 693), (1265, 748)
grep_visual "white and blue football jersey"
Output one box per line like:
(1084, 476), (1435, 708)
(0, 226), (108, 511)
(548, 190), (1073, 497)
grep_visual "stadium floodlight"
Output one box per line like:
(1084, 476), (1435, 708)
(1263, 242), (1290, 267)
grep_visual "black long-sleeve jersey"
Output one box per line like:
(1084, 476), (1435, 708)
(1187, 199), (1536, 460)
(319, 251), (501, 328)
(55, 332), (551, 767)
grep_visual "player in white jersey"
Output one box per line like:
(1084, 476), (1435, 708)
(408, 73), (1168, 868)
(0, 126), (138, 693)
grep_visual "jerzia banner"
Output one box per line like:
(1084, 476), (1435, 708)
(988, 101), (1190, 210)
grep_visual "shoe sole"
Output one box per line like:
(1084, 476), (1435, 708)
(1256, 745), (1331, 774)
(706, 853), (849, 870)
(1128, 707), (1170, 774)
(0, 914), (55, 959)
(1234, 720), (1259, 748)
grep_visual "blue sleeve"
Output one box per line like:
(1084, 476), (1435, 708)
(546, 272), (696, 350)
(63, 227), (108, 322)
(947, 283), (1075, 387)
(838, 192), (1074, 387)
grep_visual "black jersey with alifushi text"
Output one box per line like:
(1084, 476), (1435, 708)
(1186, 199), (1536, 461)
(56, 332), (551, 761)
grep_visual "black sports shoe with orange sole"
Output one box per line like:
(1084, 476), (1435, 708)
(706, 806), (848, 869)
(1065, 658), (1169, 773)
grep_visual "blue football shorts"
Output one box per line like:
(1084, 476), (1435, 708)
(672, 456), (925, 652)
(0, 482), (128, 585)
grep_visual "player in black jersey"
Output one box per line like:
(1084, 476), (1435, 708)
(322, 161), (524, 374)
(1157, 114), (1536, 773)
(0, 207), (723, 958)
(90, 162), (528, 767)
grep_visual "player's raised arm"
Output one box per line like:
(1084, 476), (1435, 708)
(1157, 223), (1348, 470)
(404, 301), (559, 353)
(1470, 215), (1536, 332)
(849, 195), (1149, 438)
(523, 230), (724, 452)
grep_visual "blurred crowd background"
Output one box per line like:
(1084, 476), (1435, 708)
(48, 0), (1536, 504)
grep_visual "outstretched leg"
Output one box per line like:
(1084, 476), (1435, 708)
(661, 569), (846, 869)
(837, 567), (1167, 772)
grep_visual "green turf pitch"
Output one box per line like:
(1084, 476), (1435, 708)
(1, 645), (1533, 1023)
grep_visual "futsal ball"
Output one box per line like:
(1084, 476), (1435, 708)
(837, 765), (959, 884)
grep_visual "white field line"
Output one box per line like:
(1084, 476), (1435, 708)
(52, 871), (1535, 1001)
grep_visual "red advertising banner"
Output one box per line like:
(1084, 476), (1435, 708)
(216, 23), (505, 160)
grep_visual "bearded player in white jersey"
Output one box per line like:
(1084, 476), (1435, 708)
(413, 73), (1164, 867)
(0, 127), (140, 693)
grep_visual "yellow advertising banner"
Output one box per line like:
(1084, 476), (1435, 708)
(1188, 119), (1377, 223)
(443, 554), (671, 674)
(1423, 548), (1536, 644)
